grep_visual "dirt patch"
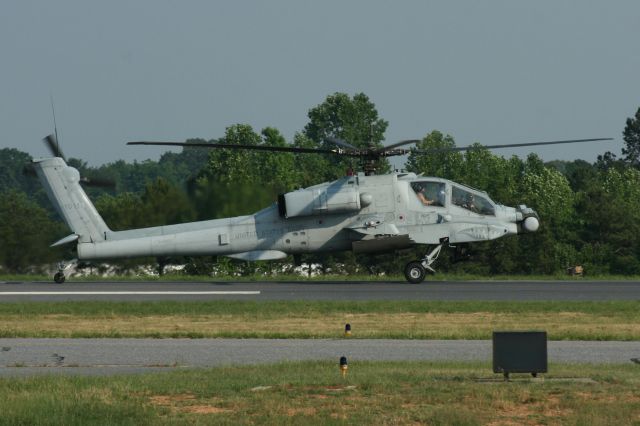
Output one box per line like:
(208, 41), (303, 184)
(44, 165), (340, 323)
(149, 394), (196, 405)
(79, 388), (115, 404)
(486, 420), (525, 426)
(287, 407), (317, 416)
(324, 385), (357, 392)
(309, 394), (329, 399)
(575, 391), (640, 403)
(182, 405), (231, 414)
(149, 394), (232, 415)
(300, 385), (357, 392)
(490, 395), (572, 425)
(401, 403), (419, 409)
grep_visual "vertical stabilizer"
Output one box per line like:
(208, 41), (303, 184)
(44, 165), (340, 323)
(33, 157), (110, 243)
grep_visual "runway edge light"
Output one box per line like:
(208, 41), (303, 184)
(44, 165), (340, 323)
(344, 323), (352, 337)
(340, 356), (348, 378)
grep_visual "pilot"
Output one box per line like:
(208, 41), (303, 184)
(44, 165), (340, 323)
(416, 185), (435, 206)
(464, 194), (479, 213)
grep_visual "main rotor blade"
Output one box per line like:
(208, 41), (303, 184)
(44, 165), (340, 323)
(376, 139), (422, 153)
(411, 138), (613, 155)
(325, 137), (359, 151)
(43, 134), (66, 160)
(127, 141), (362, 156)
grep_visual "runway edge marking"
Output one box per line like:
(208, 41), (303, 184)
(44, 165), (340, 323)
(0, 291), (261, 296)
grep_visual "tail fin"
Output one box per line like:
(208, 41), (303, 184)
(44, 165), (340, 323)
(33, 157), (110, 243)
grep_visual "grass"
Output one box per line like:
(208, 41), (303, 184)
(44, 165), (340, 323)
(1, 300), (640, 340)
(2, 272), (640, 282)
(1, 361), (640, 425)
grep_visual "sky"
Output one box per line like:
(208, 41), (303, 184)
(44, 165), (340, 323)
(1, 1), (638, 168)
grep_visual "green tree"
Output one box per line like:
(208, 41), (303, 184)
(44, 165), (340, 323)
(89, 139), (210, 195)
(304, 92), (390, 175)
(193, 125), (297, 220)
(96, 178), (195, 230)
(0, 149), (39, 195)
(516, 155), (577, 273)
(292, 132), (337, 186)
(140, 178), (196, 226)
(258, 127), (300, 192)
(549, 159), (598, 192)
(520, 155), (575, 227)
(406, 131), (464, 181)
(0, 191), (64, 273)
(188, 177), (277, 220)
(203, 124), (262, 183)
(156, 139), (211, 182)
(0, 148), (52, 208)
(622, 107), (640, 167)
(576, 167), (640, 274)
(94, 192), (145, 230)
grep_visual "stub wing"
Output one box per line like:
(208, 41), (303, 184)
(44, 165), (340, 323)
(351, 234), (414, 254)
(345, 214), (402, 236)
(345, 214), (414, 253)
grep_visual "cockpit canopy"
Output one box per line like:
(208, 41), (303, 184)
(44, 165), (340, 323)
(410, 179), (496, 216)
(451, 185), (495, 215)
(410, 181), (446, 207)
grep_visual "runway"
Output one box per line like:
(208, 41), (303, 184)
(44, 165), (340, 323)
(2, 280), (638, 377)
(1, 280), (640, 301)
(1, 338), (639, 377)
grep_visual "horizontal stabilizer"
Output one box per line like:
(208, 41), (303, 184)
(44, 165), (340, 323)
(50, 234), (79, 247)
(226, 250), (288, 261)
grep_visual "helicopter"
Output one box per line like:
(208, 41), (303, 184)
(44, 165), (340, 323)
(32, 134), (611, 283)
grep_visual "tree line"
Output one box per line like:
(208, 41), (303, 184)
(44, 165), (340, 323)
(1, 93), (639, 276)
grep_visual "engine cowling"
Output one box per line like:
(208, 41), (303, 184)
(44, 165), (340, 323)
(279, 187), (362, 218)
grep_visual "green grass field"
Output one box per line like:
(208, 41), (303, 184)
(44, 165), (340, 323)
(1, 361), (639, 425)
(1, 300), (639, 340)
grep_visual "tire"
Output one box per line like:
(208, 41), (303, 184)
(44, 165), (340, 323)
(404, 261), (426, 284)
(53, 272), (66, 284)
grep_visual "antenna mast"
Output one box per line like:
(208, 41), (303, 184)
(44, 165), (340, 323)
(50, 95), (60, 151)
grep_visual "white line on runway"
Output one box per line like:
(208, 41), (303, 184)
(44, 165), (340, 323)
(0, 291), (260, 296)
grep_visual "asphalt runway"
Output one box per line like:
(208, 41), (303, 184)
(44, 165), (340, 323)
(1, 338), (639, 377)
(1, 280), (640, 301)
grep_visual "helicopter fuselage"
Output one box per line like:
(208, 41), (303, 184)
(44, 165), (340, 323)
(63, 168), (537, 261)
(34, 157), (539, 282)
(34, 129), (612, 284)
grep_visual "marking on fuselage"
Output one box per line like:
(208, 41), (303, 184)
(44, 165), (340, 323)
(233, 229), (281, 240)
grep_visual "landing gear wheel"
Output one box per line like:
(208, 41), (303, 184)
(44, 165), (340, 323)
(404, 261), (426, 284)
(53, 272), (66, 284)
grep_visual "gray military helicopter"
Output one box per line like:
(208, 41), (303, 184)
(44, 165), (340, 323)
(33, 134), (610, 283)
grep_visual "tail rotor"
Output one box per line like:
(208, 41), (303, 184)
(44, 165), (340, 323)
(23, 133), (117, 189)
